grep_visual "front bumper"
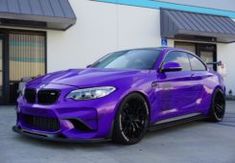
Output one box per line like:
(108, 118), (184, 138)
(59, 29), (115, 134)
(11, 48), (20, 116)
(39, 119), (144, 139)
(15, 101), (117, 141)
(14, 83), (127, 142)
(15, 90), (122, 141)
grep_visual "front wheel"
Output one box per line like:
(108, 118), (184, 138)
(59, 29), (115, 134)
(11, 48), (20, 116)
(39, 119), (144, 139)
(208, 89), (226, 122)
(112, 93), (149, 145)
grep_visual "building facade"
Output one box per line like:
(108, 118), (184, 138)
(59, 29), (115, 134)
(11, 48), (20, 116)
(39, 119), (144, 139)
(0, 0), (235, 104)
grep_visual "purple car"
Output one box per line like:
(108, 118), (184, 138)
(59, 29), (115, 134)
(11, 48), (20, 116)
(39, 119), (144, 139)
(13, 47), (226, 144)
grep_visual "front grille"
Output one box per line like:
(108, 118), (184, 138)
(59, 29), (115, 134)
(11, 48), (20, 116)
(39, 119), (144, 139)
(22, 114), (60, 131)
(24, 89), (60, 105)
(38, 90), (60, 105)
(24, 89), (36, 103)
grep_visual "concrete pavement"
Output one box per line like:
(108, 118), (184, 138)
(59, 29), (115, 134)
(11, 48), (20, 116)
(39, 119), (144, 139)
(0, 101), (235, 163)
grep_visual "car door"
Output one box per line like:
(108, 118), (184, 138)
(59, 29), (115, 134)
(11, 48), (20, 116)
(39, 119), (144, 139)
(154, 51), (196, 121)
(187, 53), (212, 111)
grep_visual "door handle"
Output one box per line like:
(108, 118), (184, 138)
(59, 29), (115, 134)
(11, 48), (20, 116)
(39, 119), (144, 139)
(151, 81), (158, 88)
(191, 74), (202, 80)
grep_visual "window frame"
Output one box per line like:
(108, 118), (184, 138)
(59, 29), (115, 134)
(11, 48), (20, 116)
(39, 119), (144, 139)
(174, 41), (215, 71)
(160, 50), (208, 72)
(8, 30), (47, 76)
(161, 50), (192, 72)
(0, 28), (47, 104)
(8, 31), (47, 81)
(91, 49), (161, 70)
(186, 52), (208, 72)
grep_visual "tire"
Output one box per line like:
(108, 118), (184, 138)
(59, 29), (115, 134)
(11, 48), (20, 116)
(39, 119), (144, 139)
(208, 89), (226, 122)
(112, 93), (149, 145)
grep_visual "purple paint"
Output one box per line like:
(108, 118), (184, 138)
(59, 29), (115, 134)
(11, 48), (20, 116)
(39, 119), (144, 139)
(13, 47), (225, 142)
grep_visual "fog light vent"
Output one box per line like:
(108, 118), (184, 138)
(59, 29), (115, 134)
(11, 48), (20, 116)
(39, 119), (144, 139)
(69, 119), (93, 132)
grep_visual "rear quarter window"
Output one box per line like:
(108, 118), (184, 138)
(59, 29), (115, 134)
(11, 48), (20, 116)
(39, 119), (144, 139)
(188, 54), (207, 71)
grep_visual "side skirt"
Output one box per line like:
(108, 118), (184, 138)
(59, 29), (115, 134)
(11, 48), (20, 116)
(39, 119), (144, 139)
(148, 113), (206, 131)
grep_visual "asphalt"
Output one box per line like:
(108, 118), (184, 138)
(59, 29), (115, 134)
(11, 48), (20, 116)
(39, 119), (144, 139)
(0, 101), (235, 163)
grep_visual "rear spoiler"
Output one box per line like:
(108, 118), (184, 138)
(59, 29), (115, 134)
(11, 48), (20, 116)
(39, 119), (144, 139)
(206, 61), (222, 66)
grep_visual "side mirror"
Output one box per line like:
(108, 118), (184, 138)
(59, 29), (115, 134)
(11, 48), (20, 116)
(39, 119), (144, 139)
(160, 61), (182, 72)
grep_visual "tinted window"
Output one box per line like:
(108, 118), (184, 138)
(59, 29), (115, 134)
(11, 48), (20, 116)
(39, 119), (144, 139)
(164, 51), (191, 71)
(188, 54), (207, 71)
(91, 50), (161, 70)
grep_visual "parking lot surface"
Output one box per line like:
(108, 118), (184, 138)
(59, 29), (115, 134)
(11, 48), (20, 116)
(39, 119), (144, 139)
(0, 101), (235, 163)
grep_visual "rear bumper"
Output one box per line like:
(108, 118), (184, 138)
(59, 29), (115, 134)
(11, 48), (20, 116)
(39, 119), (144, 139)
(12, 125), (110, 143)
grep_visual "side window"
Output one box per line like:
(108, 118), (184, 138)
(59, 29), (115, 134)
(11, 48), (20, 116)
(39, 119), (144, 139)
(188, 54), (207, 71)
(164, 51), (191, 71)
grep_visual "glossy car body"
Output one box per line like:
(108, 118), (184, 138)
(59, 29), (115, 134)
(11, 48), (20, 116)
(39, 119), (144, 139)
(13, 47), (225, 143)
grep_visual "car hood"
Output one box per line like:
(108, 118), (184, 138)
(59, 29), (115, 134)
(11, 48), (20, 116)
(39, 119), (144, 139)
(27, 68), (149, 88)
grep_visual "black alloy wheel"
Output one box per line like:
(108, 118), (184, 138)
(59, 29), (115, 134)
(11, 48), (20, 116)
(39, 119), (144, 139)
(112, 93), (149, 145)
(209, 89), (226, 122)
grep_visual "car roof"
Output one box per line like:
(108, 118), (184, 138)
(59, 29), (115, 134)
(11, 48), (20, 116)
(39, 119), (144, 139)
(109, 47), (201, 58)
(121, 47), (166, 51)
(116, 47), (188, 52)
(120, 47), (207, 66)
(126, 47), (199, 55)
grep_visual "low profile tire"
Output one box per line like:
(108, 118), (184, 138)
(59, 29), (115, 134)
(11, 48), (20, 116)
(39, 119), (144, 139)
(112, 93), (149, 145)
(208, 89), (226, 122)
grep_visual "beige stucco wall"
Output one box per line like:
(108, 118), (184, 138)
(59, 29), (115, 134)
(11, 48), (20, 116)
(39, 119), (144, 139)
(47, 0), (161, 72)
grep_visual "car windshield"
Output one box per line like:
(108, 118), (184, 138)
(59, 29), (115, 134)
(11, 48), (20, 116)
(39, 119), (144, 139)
(91, 49), (161, 70)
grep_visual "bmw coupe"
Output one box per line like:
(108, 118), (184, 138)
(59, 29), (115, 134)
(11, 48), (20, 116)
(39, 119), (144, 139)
(13, 47), (226, 144)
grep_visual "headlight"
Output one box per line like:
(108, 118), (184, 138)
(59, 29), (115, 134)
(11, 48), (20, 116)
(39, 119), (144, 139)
(67, 86), (116, 100)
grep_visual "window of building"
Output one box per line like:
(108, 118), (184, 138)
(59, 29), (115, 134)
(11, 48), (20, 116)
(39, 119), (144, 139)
(9, 32), (46, 81)
(175, 42), (196, 54)
(7, 32), (46, 103)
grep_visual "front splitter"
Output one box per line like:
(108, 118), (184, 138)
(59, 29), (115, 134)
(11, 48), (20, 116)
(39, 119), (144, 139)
(12, 126), (110, 143)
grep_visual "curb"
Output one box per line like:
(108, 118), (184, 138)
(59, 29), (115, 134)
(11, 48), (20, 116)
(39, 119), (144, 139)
(226, 96), (235, 101)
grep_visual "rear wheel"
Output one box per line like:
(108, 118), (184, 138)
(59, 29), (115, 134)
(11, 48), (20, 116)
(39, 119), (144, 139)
(112, 93), (149, 145)
(208, 89), (226, 122)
